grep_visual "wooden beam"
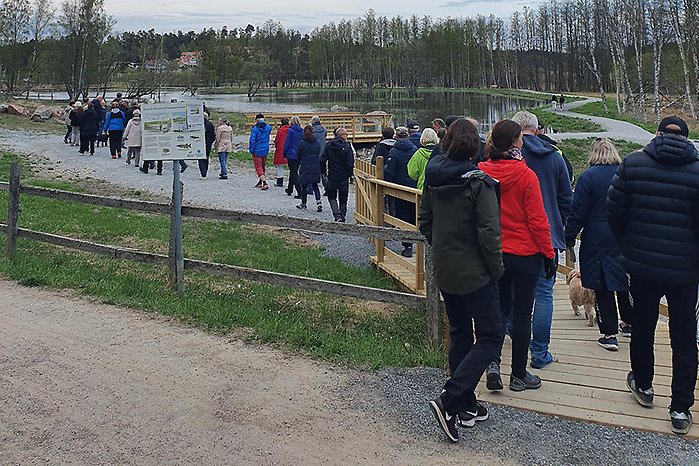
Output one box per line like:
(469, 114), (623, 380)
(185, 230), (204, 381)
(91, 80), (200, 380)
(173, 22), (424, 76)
(5, 162), (20, 257)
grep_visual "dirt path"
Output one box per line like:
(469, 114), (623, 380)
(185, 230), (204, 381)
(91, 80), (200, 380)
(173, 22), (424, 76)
(0, 280), (509, 465)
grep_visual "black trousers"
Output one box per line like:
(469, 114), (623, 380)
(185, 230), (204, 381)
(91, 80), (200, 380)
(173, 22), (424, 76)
(108, 130), (123, 156)
(496, 253), (541, 379)
(629, 275), (698, 413)
(594, 289), (633, 336)
(287, 159), (300, 195)
(394, 198), (416, 250)
(198, 158), (209, 177)
(326, 179), (349, 218)
(79, 134), (96, 154)
(441, 281), (504, 415)
(301, 183), (321, 205)
(64, 125), (72, 141)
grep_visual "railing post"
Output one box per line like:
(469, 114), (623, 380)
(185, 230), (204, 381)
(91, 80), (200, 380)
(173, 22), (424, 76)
(415, 193), (425, 292)
(5, 161), (20, 257)
(424, 244), (440, 348)
(169, 162), (185, 292)
(375, 156), (385, 263)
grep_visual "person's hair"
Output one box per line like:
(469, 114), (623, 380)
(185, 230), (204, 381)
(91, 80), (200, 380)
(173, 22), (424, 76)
(437, 128), (447, 140)
(588, 138), (622, 166)
(395, 126), (410, 138)
(441, 119), (481, 160)
(303, 124), (314, 141)
(220, 117), (228, 124)
(311, 115), (320, 124)
(511, 111), (538, 131)
(420, 128), (439, 146)
(381, 126), (395, 140)
(290, 115), (301, 126)
(333, 126), (347, 137)
(280, 116), (289, 125)
(431, 118), (445, 129)
(110, 101), (118, 108)
(485, 120), (522, 160)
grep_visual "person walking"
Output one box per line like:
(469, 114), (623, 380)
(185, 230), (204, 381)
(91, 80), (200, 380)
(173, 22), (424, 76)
(385, 126), (418, 257)
(215, 117), (233, 180)
(249, 113), (272, 190)
(564, 138), (632, 351)
(77, 102), (100, 156)
(607, 116), (699, 435)
(559, 94), (566, 111)
(295, 125), (323, 212)
(420, 118), (504, 442)
(312, 116), (328, 193)
(407, 127), (439, 191)
(63, 101), (75, 144)
(273, 117), (290, 187)
(512, 110), (573, 369)
(283, 116), (304, 197)
(320, 127), (354, 222)
(123, 109), (143, 166)
(103, 103), (126, 159)
(199, 112), (215, 179)
(478, 120), (555, 392)
(69, 102), (81, 146)
(371, 127), (396, 165)
(551, 95), (558, 111)
(407, 119), (422, 148)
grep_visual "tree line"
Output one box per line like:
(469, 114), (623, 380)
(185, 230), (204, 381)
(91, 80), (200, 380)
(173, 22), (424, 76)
(0, 0), (697, 121)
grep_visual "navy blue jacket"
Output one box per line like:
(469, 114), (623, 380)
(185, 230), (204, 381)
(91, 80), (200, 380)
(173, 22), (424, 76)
(409, 132), (421, 149)
(283, 124), (303, 160)
(320, 137), (354, 183)
(564, 164), (626, 291)
(522, 134), (573, 250)
(385, 138), (418, 188)
(91, 99), (105, 124)
(607, 135), (699, 284)
(297, 137), (322, 185)
(78, 108), (101, 138)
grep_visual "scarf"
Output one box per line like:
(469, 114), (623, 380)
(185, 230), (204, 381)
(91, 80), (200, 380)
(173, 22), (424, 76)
(503, 147), (523, 161)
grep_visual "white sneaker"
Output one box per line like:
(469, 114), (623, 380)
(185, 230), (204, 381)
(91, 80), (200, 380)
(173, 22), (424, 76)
(200, 176), (207, 180)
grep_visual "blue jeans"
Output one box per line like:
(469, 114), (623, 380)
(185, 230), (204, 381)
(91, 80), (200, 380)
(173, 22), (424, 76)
(530, 264), (555, 365)
(218, 152), (228, 176)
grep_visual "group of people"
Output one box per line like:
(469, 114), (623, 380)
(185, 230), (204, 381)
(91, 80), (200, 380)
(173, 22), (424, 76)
(551, 94), (566, 111)
(414, 111), (699, 440)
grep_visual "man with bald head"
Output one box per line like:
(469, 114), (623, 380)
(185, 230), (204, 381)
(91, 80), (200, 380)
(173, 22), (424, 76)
(607, 116), (699, 435)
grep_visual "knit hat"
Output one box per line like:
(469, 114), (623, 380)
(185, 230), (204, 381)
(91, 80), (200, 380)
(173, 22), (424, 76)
(657, 115), (689, 137)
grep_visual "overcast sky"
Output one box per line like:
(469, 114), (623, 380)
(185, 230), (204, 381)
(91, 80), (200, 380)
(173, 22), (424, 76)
(108, 0), (534, 34)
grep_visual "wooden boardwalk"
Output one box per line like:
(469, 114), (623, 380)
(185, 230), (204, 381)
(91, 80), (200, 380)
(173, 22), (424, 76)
(476, 282), (695, 438)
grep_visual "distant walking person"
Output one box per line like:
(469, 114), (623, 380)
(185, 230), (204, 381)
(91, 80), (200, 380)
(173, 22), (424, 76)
(103, 102), (126, 159)
(249, 113), (272, 190)
(551, 95), (558, 111)
(312, 116), (328, 193)
(69, 101), (81, 146)
(215, 117), (233, 180)
(564, 138), (632, 351)
(559, 94), (565, 111)
(421, 118), (504, 442)
(320, 127), (354, 222)
(273, 116), (290, 187)
(607, 116), (699, 435)
(77, 102), (100, 156)
(200, 112), (215, 179)
(283, 116), (304, 197)
(123, 109), (143, 166)
(296, 125), (323, 212)
(64, 101), (75, 143)
(385, 126), (418, 257)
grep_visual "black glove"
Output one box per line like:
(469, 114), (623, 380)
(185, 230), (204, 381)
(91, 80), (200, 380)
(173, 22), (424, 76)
(544, 256), (558, 280)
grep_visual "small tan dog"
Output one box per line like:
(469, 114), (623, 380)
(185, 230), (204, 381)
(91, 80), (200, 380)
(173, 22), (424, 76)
(566, 270), (596, 326)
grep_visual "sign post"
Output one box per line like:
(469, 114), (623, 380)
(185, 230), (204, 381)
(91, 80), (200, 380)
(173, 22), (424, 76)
(141, 101), (206, 292)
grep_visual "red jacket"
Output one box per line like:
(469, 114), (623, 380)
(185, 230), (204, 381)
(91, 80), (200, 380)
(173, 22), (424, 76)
(273, 124), (289, 165)
(479, 159), (554, 259)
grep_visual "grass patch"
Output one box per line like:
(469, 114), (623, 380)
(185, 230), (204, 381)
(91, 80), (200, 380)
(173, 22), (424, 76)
(530, 107), (603, 133)
(0, 150), (443, 368)
(0, 112), (64, 134)
(556, 138), (643, 179)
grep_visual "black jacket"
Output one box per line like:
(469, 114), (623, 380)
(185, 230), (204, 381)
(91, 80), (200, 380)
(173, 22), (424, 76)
(371, 138), (395, 165)
(385, 138), (418, 188)
(297, 137), (322, 185)
(607, 134), (699, 283)
(204, 119), (215, 152)
(320, 137), (354, 183)
(77, 108), (100, 137)
(419, 153), (503, 295)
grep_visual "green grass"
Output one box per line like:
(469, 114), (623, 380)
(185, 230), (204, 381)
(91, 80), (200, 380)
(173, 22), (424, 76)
(530, 107), (603, 133)
(0, 150), (443, 368)
(0, 112), (64, 134)
(556, 138), (643, 179)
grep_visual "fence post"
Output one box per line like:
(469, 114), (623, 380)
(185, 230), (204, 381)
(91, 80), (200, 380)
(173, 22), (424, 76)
(5, 161), (20, 257)
(375, 156), (385, 263)
(169, 162), (185, 292)
(424, 244), (440, 348)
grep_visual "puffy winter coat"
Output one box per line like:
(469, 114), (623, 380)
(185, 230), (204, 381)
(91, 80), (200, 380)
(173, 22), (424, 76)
(77, 108), (100, 138)
(249, 120), (272, 156)
(123, 117), (142, 147)
(103, 108), (126, 132)
(215, 124), (233, 153)
(565, 164), (626, 291)
(283, 124), (303, 160)
(479, 158), (554, 259)
(385, 138), (418, 188)
(273, 124), (289, 165)
(320, 137), (354, 183)
(607, 134), (699, 284)
(407, 145), (435, 190)
(297, 137), (322, 185)
(521, 134), (573, 250)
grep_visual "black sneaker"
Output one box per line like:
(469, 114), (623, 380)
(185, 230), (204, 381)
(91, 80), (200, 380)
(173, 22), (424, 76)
(509, 372), (542, 391)
(626, 371), (654, 407)
(486, 362), (503, 391)
(670, 411), (693, 435)
(428, 396), (458, 442)
(180, 163), (187, 174)
(619, 323), (632, 338)
(458, 402), (488, 428)
(598, 336), (619, 351)
(296, 204), (307, 210)
(401, 246), (413, 258)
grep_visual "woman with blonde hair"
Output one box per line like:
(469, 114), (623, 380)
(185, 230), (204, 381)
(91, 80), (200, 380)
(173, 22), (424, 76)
(564, 138), (632, 351)
(407, 127), (439, 190)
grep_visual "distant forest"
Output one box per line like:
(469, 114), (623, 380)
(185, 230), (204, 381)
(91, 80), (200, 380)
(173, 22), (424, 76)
(1, 0), (698, 120)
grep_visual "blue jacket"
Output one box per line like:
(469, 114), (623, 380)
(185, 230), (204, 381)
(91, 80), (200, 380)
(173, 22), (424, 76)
(312, 123), (327, 154)
(283, 124), (303, 160)
(103, 109), (126, 132)
(249, 121), (272, 156)
(564, 165), (626, 291)
(385, 138), (418, 188)
(297, 137), (322, 185)
(521, 134), (573, 250)
(409, 132), (421, 149)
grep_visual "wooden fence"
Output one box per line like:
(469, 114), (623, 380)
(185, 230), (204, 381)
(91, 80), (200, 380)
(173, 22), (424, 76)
(0, 161), (442, 346)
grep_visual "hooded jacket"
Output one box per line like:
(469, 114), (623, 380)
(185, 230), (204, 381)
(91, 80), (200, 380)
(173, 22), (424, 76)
(407, 145), (435, 190)
(320, 137), (354, 183)
(371, 138), (396, 165)
(283, 124), (304, 160)
(274, 124), (289, 165)
(77, 108), (100, 137)
(249, 120), (272, 156)
(312, 123), (327, 154)
(521, 134), (573, 250)
(103, 108), (126, 132)
(419, 153), (503, 295)
(607, 134), (699, 283)
(215, 123), (233, 153)
(385, 138), (418, 188)
(479, 158), (554, 259)
(123, 116), (142, 147)
(297, 136), (322, 185)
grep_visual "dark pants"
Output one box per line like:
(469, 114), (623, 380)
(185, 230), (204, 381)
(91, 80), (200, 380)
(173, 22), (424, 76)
(198, 158), (209, 177)
(441, 281), (504, 415)
(496, 253), (541, 379)
(108, 130), (123, 156)
(594, 289), (633, 336)
(64, 125), (72, 142)
(79, 134), (96, 155)
(142, 161), (164, 174)
(301, 183), (321, 205)
(629, 275), (698, 413)
(326, 179), (349, 219)
(394, 198), (416, 250)
(287, 159), (300, 195)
